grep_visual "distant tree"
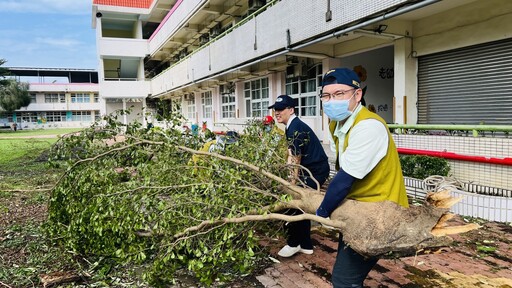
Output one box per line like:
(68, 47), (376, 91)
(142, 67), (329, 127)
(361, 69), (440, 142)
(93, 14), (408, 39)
(0, 58), (31, 112)
(0, 81), (31, 112)
(0, 58), (11, 87)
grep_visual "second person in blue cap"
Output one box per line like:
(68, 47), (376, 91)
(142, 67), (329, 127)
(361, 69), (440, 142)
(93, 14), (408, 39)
(268, 95), (330, 257)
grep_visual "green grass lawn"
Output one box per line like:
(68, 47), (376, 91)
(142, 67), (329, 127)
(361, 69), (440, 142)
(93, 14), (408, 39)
(0, 127), (82, 137)
(0, 138), (57, 163)
(0, 130), (74, 287)
(0, 128), (82, 163)
(0, 128), (144, 287)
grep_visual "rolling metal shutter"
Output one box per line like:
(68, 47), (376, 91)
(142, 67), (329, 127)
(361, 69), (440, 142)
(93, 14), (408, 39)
(418, 38), (512, 125)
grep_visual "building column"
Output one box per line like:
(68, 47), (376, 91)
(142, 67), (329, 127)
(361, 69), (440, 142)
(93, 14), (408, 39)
(135, 19), (143, 39)
(322, 58), (343, 74)
(394, 37), (417, 124)
(138, 58), (145, 81)
(142, 97), (147, 127)
(122, 98), (127, 125)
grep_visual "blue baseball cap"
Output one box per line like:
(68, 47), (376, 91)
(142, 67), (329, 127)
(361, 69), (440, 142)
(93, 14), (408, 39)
(268, 95), (297, 110)
(322, 68), (361, 89)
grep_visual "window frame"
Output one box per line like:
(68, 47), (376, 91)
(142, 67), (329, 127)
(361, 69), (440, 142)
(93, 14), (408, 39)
(71, 93), (91, 103)
(201, 91), (213, 119)
(244, 77), (269, 118)
(44, 93), (65, 103)
(285, 63), (323, 117)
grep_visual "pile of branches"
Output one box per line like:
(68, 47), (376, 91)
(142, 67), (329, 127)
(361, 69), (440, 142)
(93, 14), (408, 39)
(45, 112), (478, 285)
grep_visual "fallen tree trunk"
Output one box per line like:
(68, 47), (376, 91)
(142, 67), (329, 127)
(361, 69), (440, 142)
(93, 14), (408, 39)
(47, 124), (481, 285)
(177, 145), (480, 258)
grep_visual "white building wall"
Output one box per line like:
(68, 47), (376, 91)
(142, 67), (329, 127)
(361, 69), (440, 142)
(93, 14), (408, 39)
(340, 46), (395, 124)
(148, 0), (206, 53)
(1, 82), (101, 129)
(412, 0), (512, 57)
(150, 0), (411, 97)
(99, 38), (148, 58)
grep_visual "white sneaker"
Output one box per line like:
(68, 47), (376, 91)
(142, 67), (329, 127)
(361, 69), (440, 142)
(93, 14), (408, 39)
(277, 245), (313, 257)
(299, 247), (313, 255)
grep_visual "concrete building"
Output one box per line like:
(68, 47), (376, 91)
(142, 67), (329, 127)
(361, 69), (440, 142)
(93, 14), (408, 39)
(91, 0), (512, 139)
(1, 68), (100, 129)
(91, 0), (512, 222)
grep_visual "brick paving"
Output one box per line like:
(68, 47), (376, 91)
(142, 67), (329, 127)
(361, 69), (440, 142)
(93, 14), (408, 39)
(251, 144), (512, 287)
(255, 219), (512, 287)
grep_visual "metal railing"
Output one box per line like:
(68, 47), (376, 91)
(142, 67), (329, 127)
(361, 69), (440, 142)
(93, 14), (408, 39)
(389, 124), (512, 137)
(154, 0), (280, 78)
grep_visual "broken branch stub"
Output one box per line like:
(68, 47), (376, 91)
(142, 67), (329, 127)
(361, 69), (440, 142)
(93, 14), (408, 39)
(288, 188), (479, 258)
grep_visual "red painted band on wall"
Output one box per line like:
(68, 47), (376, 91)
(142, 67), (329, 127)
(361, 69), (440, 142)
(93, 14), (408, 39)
(397, 148), (512, 166)
(149, 0), (184, 41)
(93, 0), (153, 9)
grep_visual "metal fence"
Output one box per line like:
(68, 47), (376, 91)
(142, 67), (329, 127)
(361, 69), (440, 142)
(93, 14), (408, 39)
(389, 124), (512, 190)
(389, 124), (512, 223)
(404, 176), (512, 223)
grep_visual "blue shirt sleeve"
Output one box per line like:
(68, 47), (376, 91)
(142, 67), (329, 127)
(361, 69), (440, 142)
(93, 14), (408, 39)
(316, 167), (355, 217)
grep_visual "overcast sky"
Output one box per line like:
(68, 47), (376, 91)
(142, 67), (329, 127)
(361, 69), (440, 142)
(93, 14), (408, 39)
(0, 0), (97, 69)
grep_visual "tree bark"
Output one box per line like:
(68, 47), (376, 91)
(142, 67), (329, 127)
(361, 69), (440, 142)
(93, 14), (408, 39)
(280, 185), (479, 257)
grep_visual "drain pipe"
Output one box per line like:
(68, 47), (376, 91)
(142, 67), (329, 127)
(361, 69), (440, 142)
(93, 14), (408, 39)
(154, 0), (440, 98)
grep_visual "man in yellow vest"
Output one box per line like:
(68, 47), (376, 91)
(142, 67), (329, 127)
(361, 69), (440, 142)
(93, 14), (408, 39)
(316, 68), (409, 288)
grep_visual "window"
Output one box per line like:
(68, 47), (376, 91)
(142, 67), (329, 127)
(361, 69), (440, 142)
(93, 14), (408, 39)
(201, 91), (212, 118)
(285, 76), (299, 95)
(185, 94), (196, 120)
(221, 96), (236, 118)
(94, 94), (99, 103)
(30, 93), (36, 103)
(71, 93), (90, 103)
(19, 112), (37, 122)
(285, 63), (322, 117)
(221, 92), (235, 119)
(44, 93), (65, 103)
(71, 111), (92, 121)
(46, 111), (66, 122)
(300, 96), (317, 116)
(244, 77), (269, 118)
(94, 110), (101, 121)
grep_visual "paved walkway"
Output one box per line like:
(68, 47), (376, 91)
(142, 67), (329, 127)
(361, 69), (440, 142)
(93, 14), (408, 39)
(255, 220), (512, 287)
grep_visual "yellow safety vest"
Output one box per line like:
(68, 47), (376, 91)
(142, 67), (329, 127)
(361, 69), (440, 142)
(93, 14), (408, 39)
(329, 107), (409, 208)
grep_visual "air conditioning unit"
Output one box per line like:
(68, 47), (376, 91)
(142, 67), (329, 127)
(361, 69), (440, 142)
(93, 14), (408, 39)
(210, 25), (221, 38)
(248, 0), (265, 12)
(199, 34), (210, 45)
(220, 82), (235, 95)
(286, 65), (295, 78)
(184, 93), (195, 101)
(179, 49), (188, 59)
